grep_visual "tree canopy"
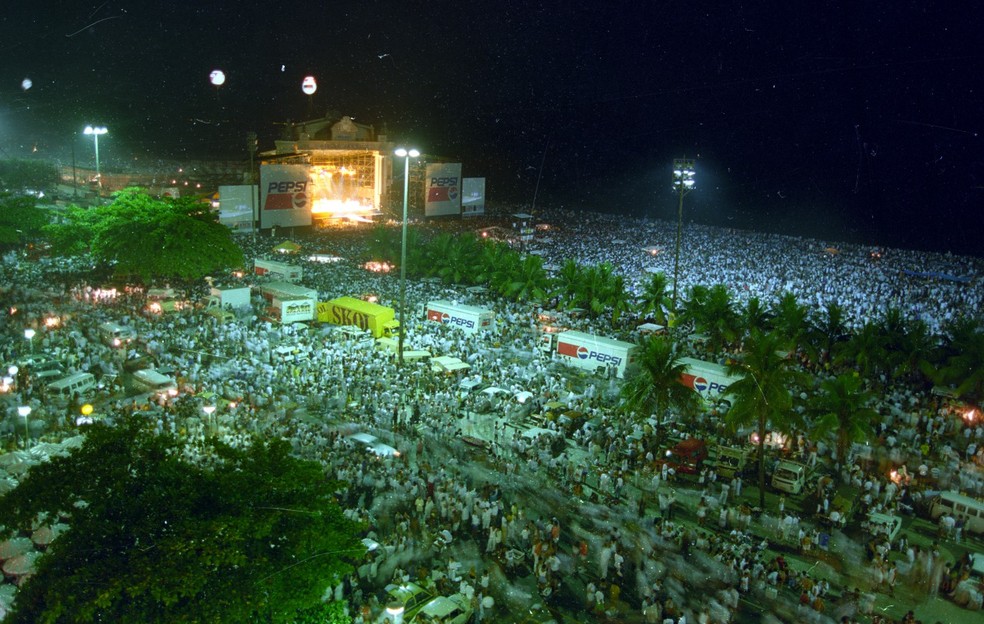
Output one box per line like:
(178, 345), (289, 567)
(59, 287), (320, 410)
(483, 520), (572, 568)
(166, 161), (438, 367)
(43, 188), (244, 282)
(0, 420), (363, 624)
(0, 192), (49, 250)
(0, 159), (59, 191)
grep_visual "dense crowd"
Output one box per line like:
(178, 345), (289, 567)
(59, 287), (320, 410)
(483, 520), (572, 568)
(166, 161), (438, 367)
(1, 208), (982, 623)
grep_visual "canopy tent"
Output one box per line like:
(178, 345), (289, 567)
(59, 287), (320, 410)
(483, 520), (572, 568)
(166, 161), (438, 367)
(514, 391), (534, 403)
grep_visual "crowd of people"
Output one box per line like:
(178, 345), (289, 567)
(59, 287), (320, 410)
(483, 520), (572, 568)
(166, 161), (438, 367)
(1, 208), (982, 623)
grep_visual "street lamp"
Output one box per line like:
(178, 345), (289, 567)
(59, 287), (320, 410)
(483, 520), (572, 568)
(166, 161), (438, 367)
(18, 405), (31, 449)
(24, 328), (35, 354)
(671, 158), (696, 308)
(83, 125), (108, 184)
(394, 147), (420, 366)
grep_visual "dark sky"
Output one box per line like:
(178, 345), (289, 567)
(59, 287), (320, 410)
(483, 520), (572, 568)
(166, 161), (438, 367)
(2, 1), (982, 256)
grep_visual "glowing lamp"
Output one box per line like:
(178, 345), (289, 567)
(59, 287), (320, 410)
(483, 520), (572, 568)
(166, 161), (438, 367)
(81, 404), (94, 416)
(301, 76), (317, 95)
(209, 70), (226, 86)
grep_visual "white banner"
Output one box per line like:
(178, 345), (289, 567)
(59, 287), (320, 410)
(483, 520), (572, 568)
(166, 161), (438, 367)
(424, 163), (462, 217)
(461, 178), (485, 217)
(260, 164), (312, 228)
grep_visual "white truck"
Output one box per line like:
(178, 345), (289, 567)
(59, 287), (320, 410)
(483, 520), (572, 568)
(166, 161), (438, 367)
(425, 300), (495, 335)
(677, 357), (742, 403)
(552, 330), (638, 379)
(254, 258), (302, 282)
(264, 297), (316, 324)
(206, 286), (251, 312)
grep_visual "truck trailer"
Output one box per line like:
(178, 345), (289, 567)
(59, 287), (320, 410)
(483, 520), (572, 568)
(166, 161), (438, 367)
(552, 330), (638, 379)
(265, 297), (316, 324)
(254, 258), (302, 282)
(677, 357), (742, 403)
(258, 281), (319, 304)
(206, 286), (251, 311)
(319, 297), (399, 338)
(424, 300), (495, 334)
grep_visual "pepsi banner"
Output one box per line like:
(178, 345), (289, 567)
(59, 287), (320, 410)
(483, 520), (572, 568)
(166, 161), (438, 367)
(260, 164), (312, 228)
(424, 163), (462, 217)
(461, 177), (486, 217)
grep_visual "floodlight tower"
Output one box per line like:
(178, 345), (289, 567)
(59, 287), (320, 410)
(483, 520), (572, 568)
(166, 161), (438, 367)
(83, 125), (108, 183)
(395, 147), (420, 366)
(671, 158), (696, 308)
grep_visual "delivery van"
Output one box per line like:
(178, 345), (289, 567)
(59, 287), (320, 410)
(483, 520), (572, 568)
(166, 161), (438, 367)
(98, 322), (137, 347)
(131, 369), (178, 397)
(47, 372), (97, 399)
(715, 446), (753, 479)
(930, 491), (984, 535)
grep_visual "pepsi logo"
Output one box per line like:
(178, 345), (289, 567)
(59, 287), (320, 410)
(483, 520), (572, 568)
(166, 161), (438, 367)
(441, 312), (450, 323)
(693, 376), (709, 392)
(577, 346), (589, 359)
(293, 192), (307, 209)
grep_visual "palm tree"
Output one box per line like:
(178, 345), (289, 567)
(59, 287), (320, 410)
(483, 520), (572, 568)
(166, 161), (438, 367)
(552, 258), (581, 310)
(929, 317), (984, 403)
(807, 301), (850, 370)
(637, 272), (672, 326)
(604, 273), (633, 328)
(742, 296), (772, 340)
(474, 240), (510, 288)
(810, 373), (880, 474)
(835, 322), (887, 386)
(700, 284), (741, 356)
(501, 254), (551, 302)
(724, 330), (805, 509)
(620, 336), (699, 436)
(770, 292), (811, 357)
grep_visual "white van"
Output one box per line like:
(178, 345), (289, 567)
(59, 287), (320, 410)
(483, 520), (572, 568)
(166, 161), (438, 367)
(930, 491), (984, 535)
(131, 369), (178, 397)
(47, 372), (97, 399)
(98, 322), (137, 347)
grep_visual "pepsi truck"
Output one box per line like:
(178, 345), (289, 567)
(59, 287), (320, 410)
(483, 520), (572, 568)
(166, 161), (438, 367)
(677, 356), (742, 404)
(425, 301), (495, 335)
(553, 330), (638, 379)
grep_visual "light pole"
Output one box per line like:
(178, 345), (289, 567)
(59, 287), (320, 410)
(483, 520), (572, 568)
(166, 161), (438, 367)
(24, 328), (35, 355)
(203, 405), (217, 437)
(18, 405), (31, 449)
(671, 158), (696, 309)
(394, 147), (420, 366)
(83, 125), (108, 185)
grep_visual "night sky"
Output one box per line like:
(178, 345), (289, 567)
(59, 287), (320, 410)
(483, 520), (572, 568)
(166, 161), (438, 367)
(2, 2), (982, 256)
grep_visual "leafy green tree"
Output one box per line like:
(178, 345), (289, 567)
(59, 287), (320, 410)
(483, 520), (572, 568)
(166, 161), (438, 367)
(43, 188), (243, 282)
(724, 330), (805, 509)
(620, 336), (699, 433)
(0, 192), (49, 250)
(835, 321), (887, 385)
(0, 420), (363, 624)
(810, 373), (880, 473)
(0, 159), (59, 191)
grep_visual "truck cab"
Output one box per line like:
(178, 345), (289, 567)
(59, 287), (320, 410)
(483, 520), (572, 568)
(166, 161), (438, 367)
(772, 460), (809, 494)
